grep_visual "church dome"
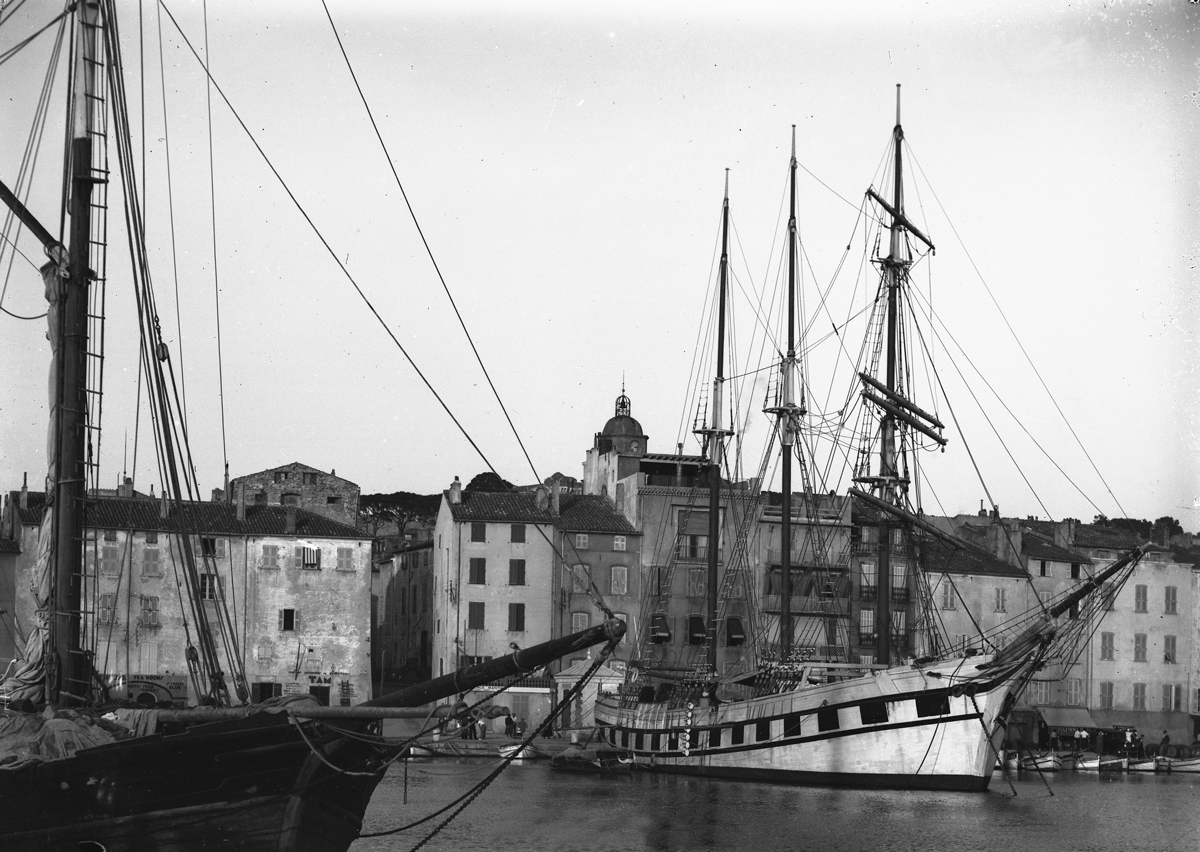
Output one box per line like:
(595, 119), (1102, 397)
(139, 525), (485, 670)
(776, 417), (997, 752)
(596, 390), (647, 455)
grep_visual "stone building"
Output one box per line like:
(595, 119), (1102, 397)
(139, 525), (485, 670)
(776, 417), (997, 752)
(0, 483), (372, 706)
(372, 538), (433, 682)
(229, 462), (360, 527)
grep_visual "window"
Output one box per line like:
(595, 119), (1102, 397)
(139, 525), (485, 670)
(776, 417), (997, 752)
(613, 535), (626, 552)
(994, 588), (1007, 613)
(296, 546), (321, 570)
(199, 573), (223, 601)
(858, 608), (876, 643)
(142, 548), (161, 577)
(649, 613), (670, 643)
(575, 533), (589, 550)
(1172, 684), (1184, 712)
(139, 641), (159, 674)
(940, 581), (955, 610)
(140, 595), (160, 627)
(1100, 632), (1114, 660)
(709, 728), (722, 749)
(508, 559), (526, 586)
(687, 615), (706, 646)
(731, 725), (745, 745)
(650, 565), (667, 596)
(756, 720), (771, 742)
(687, 567), (706, 598)
(1038, 559), (1049, 577)
(1165, 586), (1177, 614)
(274, 471), (288, 482)
(98, 593), (116, 624)
(281, 493), (300, 507)
(1066, 678), (1082, 706)
(891, 611), (906, 638)
(1134, 584), (1147, 612)
(255, 492), (268, 505)
(571, 611), (589, 633)
(303, 472), (318, 485)
(1070, 563), (1081, 580)
(726, 616), (746, 646)
(1164, 635), (1176, 664)
(101, 544), (120, 574)
(470, 522), (486, 543)
(860, 561), (876, 591)
(1029, 679), (1051, 705)
(508, 603), (525, 632)
(104, 529), (118, 542)
(326, 496), (341, 505)
(279, 608), (298, 631)
(1162, 684), (1174, 712)
(261, 545), (280, 570)
(1134, 633), (1147, 662)
(510, 524), (525, 543)
(1133, 682), (1146, 711)
(145, 531), (158, 545)
(610, 565), (628, 595)
(468, 602), (485, 630)
(784, 714), (803, 738)
(336, 547), (354, 572)
(891, 561), (907, 592)
(860, 700), (889, 725)
(469, 558), (487, 584)
(1100, 682), (1114, 710)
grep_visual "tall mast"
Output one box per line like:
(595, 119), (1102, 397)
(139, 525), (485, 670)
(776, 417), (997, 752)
(51, 0), (102, 705)
(702, 170), (732, 674)
(779, 127), (799, 660)
(874, 84), (905, 666)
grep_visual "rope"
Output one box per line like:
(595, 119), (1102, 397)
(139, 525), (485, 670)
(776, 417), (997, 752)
(201, 0), (229, 473)
(155, 0), (501, 477)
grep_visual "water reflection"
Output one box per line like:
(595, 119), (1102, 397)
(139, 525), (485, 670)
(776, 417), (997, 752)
(354, 761), (1200, 851)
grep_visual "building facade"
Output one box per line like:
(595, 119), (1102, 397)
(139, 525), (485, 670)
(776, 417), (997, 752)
(1, 484), (373, 706)
(229, 462), (360, 527)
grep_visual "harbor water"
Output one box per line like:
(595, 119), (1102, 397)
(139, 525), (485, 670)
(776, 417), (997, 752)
(352, 760), (1200, 851)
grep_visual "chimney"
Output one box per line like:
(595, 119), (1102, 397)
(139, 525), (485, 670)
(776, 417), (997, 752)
(552, 485), (561, 516)
(212, 488), (224, 503)
(987, 522), (1023, 568)
(223, 462), (230, 504)
(1054, 519), (1076, 549)
(117, 476), (134, 499)
(286, 505), (297, 534)
(236, 483), (246, 522)
(19, 473), (28, 510)
(535, 485), (549, 512)
(160, 490), (169, 520)
(449, 476), (462, 505)
(978, 499), (986, 518)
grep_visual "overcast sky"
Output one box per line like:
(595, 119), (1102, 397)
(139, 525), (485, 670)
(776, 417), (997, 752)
(1, 1), (1196, 529)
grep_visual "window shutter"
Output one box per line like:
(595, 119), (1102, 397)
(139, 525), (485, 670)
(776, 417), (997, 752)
(278, 609), (284, 631)
(295, 609), (301, 632)
(295, 547), (303, 568)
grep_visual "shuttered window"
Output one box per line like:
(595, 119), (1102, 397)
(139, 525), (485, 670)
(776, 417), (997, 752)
(279, 608), (299, 632)
(336, 547), (354, 572)
(261, 545), (280, 570)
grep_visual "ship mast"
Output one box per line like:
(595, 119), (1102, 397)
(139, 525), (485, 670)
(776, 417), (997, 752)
(698, 171), (733, 675)
(51, 0), (103, 705)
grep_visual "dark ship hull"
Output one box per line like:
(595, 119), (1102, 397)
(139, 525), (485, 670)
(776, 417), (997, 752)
(0, 712), (385, 852)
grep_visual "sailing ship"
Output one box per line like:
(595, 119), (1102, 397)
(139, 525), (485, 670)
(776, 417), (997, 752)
(592, 88), (1146, 791)
(0, 3), (622, 849)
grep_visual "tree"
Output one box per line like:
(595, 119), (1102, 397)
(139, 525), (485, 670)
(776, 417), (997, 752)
(1152, 516), (1183, 542)
(465, 471), (514, 493)
(359, 491), (441, 535)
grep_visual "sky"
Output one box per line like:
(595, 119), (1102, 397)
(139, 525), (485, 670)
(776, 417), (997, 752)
(0, 0), (1197, 530)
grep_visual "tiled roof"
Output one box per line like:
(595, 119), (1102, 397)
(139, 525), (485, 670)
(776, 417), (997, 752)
(14, 493), (363, 539)
(9, 491), (45, 525)
(920, 537), (1028, 578)
(445, 491), (638, 536)
(0, 538), (20, 554)
(642, 453), (705, 464)
(1022, 531), (1092, 564)
(558, 495), (639, 535)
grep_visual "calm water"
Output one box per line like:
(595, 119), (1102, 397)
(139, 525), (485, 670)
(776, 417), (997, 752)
(352, 760), (1200, 852)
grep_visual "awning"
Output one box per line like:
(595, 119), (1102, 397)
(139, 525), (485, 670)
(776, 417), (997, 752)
(650, 613), (671, 642)
(726, 616), (746, 646)
(1039, 707), (1098, 730)
(688, 615), (707, 645)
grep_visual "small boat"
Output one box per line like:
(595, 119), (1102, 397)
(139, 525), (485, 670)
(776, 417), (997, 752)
(1075, 755), (1128, 772)
(1164, 757), (1200, 773)
(1128, 757), (1168, 773)
(1020, 752), (1062, 772)
(498, 743), (547, 760)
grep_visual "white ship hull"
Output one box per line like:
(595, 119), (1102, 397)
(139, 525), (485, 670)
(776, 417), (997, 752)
(594, 654), (1024, 791)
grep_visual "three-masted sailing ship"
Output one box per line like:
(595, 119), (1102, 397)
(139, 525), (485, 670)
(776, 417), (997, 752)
(0, 3), (622, 849)
(593, 88), (1145, 790)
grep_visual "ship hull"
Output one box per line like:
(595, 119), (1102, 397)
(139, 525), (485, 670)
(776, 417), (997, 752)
(593, 654), (1023, 791)
(0, 711), (388, 852)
